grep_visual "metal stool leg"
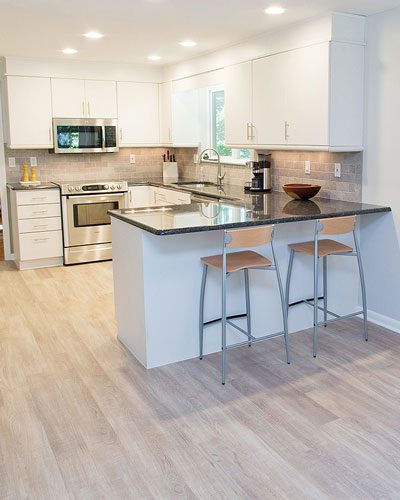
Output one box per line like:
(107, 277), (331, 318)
(354, 231), (368, 341)
(221, 257), (227, 385)
(323, 256), (328, 327)
(313, 241), (319, 358)
(285, 250), (295, 318)
(244, 269), (252, 347)
(273, 242), (291, 365)
(199, 264), (208, 359)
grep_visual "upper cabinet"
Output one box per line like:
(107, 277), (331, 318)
(52, 78), (117, 118)
(117, 82), (159, 146)
(5, 76), (53, 149)
(159, 81), (172, 145)
(224, 61), (253, 146)
(171, 89), (200, 147)
(225, 41), (364, 151)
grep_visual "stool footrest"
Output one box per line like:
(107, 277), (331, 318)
(203, 313), (247, 327)
(226, 319), (253, 339)
(226, 331), (285, 351)
(317, 311), (364, 326)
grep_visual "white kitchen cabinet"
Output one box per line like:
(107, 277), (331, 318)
(224, 61), (253, 145)
(171, 89), (200, 147)
(5, 76), (53, 148)
(52, 78), (117, 118)
(252, 53), (288, 146)
(225, 42), (364, 151)
(159, 82), (173, 145)
(284, 44), (330, 146)
(128, 186), (155, 208)
(154, 187), (191, 206)
(9, 188), (63, 270)
(51, 79), (86, 118)
(84, 80), (117, 118)
(117, 82), (159, 146)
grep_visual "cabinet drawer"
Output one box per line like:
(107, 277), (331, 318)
(16, 189), (60, 206)
(18, 217), (62, 234)
(19, 230), (63, 261)
(17, 203), (61, 219)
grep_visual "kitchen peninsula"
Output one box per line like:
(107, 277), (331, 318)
(109, 192), (390, 368)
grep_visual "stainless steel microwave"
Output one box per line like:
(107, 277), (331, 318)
(53, 118), (119, 153)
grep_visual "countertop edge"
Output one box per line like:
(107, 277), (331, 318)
(109, 205), (391, 236)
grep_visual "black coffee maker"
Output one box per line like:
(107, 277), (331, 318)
(245, 154), (272, 192)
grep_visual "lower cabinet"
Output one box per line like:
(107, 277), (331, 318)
(9, 188), (63, 270)
(128, 186), (191, 208)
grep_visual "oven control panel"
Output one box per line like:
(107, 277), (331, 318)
(60, 181), (128, 195)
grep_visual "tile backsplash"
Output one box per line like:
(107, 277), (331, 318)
(179, 150), (363, 202)
(4, 147), (195, 184)
(4, 146), (362, 202)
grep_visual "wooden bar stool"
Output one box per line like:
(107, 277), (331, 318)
(199, 225), (290, 385)
(285, 215), (367, 358)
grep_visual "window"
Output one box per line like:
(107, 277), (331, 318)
(210, 88), (250, 163)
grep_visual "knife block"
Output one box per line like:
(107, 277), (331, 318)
(163, 161), (178, 181)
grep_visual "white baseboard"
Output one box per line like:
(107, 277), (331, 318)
(367, 309), (400, 334)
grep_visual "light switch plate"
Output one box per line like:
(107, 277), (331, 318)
(334, 163), (341, 178)
(30, 157), (37, 167)
(305, 160), (311, 175)
(193, 154), (199, 164)
(129, 154), (136, 164)
(8, 157), (16, 168)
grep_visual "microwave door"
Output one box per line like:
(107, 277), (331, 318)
(103, 125), (118, 152)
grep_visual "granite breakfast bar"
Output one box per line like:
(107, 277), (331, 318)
(109, 193), (390, 369)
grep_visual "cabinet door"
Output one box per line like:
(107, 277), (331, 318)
(171, 89), (200, 146)
(6, 76), (53, 148)
(117, 82), (159, 145)
(285, 44), (329, 146)
(224, 61), (252, 145)
(85, 80), (117, 118)
(51, 78), (86, 118)
(128, 186), (153, 208)
(159, 82), (172, 144)
(252, 53), (288, 145)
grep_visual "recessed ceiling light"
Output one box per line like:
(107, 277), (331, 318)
(148, 54), (161, 61)
(264, 6), (286, 15)
(84, 31), (104, 39)
(62, 48), (78, 54)
(179, 40), (197, 47)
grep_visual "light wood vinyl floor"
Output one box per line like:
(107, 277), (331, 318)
(1, 260), (400, 499)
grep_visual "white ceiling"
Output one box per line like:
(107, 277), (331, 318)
(0, 0), (399, 65)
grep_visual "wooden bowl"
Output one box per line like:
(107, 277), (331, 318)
(282, 183), (321, 200)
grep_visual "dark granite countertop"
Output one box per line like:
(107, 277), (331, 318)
(128, 178), (246, 201)
(7, 182), (59, 191)
(109, 191), (391, 236)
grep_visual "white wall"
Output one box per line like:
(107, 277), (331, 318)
(361, 6), (400, 330)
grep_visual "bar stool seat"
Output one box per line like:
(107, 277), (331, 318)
(201, 250), (272, 273)
(288, 239), (353, 257)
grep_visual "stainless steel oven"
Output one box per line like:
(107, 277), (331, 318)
(53, 118), (119, 153)
(55, 181), (128, 264)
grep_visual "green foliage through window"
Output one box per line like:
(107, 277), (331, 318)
(212, 90), (250, 160)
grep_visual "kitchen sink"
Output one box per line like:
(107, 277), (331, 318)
(172, 181), (218, 188)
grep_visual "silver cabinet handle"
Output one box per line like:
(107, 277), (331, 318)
(31, 196), (46, 201)
(168, 127), (172, 141)
(119, 128), (123, 141)
(82, 101), (85, 116)
(33, 224), (48, 229)
(246, 123), (250, 140)
(87, 101), (90, 117)
(250, 123), (255, 141)
(129, 190), (132, 204)
(32, 210), (48, 214)
(33, 237), (50, 242)
(285, 121), (290, 141)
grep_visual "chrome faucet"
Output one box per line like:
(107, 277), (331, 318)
(199, 148), (225, 188)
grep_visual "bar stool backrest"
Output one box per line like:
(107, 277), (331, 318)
(225, 225), (274, 249)
(319, 216), (356, 235)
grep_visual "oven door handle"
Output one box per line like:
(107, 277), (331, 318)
(66, 193), (126, 200)
(101, 125), (106, 151)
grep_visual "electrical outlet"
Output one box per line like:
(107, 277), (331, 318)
(129, 154), (136, 164)
(30, 156), (37, 167)
(8, 157), (16, 168)
(305, 160), (311, 175)
(334, 163), (341, 178)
